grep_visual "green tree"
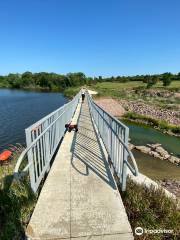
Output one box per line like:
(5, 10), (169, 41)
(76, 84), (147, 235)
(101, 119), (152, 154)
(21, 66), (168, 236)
(7, 73), (22, 88)
(162, 72), (172, 86)
(67, 72), (86, 86)
(145, 75), (159, 88)
(21, 71), (34, 87)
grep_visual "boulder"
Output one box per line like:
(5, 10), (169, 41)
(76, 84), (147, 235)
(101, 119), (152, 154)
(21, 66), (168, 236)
(149, 151), (160, 158)
(135, 146), (151, 154)
(155, 146), (170, 159)
(133, 143), (180, 166)
(128, 143), (134, 151)
(168, 156), (180, 165)
(147, 143), (162, 149)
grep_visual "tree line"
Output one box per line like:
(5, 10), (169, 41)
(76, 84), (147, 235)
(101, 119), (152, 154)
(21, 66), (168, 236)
(0, 71), (179, 90)
(0, 72), (93, 91)
(96, 72), (180, 87)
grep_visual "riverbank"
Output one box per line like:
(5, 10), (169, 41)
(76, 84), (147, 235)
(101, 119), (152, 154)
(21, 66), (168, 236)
(94, 96), (180, 136)
(158, 179), (180, 198)
(121, 101), (180, 135)
(0, 145), (36, 239)
(130, 147), (180, 198)
(63, 86), (81, 98)
(123, 115), (180, 137)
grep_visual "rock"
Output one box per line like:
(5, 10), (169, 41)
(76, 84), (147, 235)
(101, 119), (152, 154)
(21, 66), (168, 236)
(128, 143), (134, 151)
(149, 151), (160, 158)
(163, 154), (170, 160)
(135, 146), (151, 154)
(133, 143), (180, 166)
(147, 143), (162, 149)
(120, 99), (180, 125)
(155, 146), (170, 159)
(158, 179), (180, 198)
(168, 156), (180, 165)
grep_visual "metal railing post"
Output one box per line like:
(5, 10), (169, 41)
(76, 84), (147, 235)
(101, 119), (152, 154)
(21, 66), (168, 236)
(25, 128), (36, 192)
(121, 127), (129, 191)
(45, 121), (51, 172)
(87, 92), (138, 191)
(14, 91), (81, 193)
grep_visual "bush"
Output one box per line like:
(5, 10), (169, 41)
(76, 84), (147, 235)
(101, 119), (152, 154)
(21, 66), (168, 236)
(0, 147), (36, 239)
(121, 178), (180, 240)
(63, 86), (81, 98)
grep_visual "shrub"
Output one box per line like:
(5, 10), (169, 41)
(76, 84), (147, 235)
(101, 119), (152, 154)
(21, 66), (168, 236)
(0, 147), (36, 239)
(121, 178), (180, 240)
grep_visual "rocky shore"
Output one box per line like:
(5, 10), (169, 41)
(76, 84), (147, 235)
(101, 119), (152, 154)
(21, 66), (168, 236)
(120, 100), (180, 125)
(157, 179), (180, 198)
(95, 97), (180, 126)
(129, 143), (180, 198)
(129, 143), (180, 166)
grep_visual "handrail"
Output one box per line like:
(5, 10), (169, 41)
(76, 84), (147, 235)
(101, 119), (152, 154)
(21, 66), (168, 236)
(88, 95), (138, 176)
(27, 100), (68, 131)
(87, 90), (138, 191)
(14, 91), (80, 192)
(14, 109), (66, 176)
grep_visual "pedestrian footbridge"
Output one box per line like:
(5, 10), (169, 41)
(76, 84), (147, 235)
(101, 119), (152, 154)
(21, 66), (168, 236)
(14, 90), (138, 240)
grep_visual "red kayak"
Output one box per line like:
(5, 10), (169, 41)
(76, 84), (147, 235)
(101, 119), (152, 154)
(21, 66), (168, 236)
(0, 150), (12, 162)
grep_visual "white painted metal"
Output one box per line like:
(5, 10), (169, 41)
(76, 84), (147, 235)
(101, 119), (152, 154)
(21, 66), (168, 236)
(14, 89), (138, 193)
(87, 91), (138, 191)
(14, 92), (80, 192)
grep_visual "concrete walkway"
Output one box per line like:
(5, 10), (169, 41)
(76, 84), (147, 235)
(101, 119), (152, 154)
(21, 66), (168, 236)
(26, 98), (134, 239)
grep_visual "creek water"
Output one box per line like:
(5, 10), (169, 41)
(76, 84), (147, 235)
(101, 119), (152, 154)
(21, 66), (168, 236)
(123, 120), (180, 180)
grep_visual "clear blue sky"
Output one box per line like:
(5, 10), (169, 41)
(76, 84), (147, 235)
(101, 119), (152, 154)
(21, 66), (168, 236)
(0, 0), (179, 77)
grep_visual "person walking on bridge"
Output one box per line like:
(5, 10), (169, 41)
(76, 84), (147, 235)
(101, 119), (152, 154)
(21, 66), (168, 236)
(81, 88), (85, 103)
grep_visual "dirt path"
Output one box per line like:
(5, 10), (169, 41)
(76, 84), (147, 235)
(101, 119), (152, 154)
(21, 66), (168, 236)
(95, 98), (125, 117)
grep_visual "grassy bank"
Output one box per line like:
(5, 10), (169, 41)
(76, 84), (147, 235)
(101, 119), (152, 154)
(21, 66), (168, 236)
(0, 146), (36, 239)
(123, 112), (180, 135)
(63, 86), (81, 98)
(93, 81), (180, 92)
(121, 178), (180, 240)
(91, 81), (180, 110)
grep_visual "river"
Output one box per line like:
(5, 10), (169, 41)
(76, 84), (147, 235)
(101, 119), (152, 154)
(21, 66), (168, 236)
(123, 120), (180, 180)
(0, 89), (68, 152)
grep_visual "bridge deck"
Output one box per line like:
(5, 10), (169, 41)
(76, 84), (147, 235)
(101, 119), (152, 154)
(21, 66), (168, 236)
(26, 98), (133, 239)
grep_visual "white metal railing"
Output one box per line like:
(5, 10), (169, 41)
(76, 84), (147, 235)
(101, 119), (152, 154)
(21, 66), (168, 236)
(87, 91), (138, 191)
(14, 92), (80, 193)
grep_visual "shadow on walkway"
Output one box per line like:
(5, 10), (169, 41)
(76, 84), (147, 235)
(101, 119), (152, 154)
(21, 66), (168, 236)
(70, 99), (116, 190)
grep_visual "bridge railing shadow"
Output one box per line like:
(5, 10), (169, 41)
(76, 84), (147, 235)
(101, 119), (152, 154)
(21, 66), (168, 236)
(70, 100), (116, 190)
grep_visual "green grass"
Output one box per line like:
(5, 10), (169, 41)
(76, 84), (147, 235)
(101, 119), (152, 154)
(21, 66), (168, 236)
(63, 86), (81, 98)
(121, 178), (180, 240)
(0, 146), (36, 239)
(90, 81), (180, 117)
(124, 112), (180, 134)
(94, 81), (146, 90)
(156, 80), (180, 89)
(93, 81), (180, 91)
(91, 81), (180, 100)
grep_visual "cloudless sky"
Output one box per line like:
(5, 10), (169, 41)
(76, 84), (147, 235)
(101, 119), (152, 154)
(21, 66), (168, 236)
(0, 0), (179, 77)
